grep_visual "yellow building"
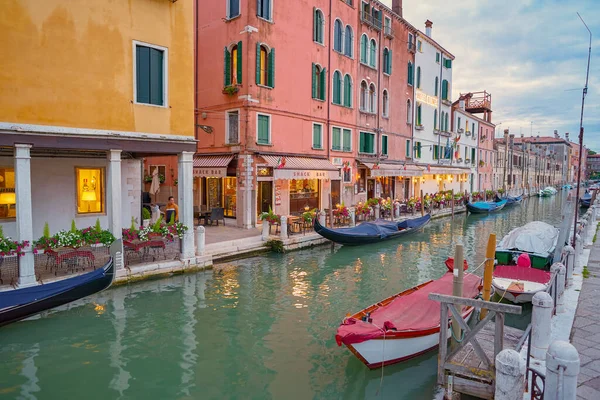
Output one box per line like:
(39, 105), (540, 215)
(0, 0), (197, 287)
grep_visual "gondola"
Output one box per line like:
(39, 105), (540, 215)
(314, 214), (431, 246)
(495, 221), (559, 270)
(580, 191), (592, 208)
(466, 199), (507, 214)
(494, 194), (523, 206)
(0, 241), (119, 327)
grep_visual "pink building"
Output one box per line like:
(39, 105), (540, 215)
(187, 0), (416, 228)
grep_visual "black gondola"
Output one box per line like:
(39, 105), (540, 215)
(0, 240), (119, 327)
(313, 214), (431, 245)
(466, 199), (507, 214)
(494, 194), (523, 205)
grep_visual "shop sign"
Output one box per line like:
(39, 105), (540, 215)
(193, 167), (227, 178)
(274, 169), (340, 180)
(416, 90), (438, 108)
(257, 167), (273, 177)
(370, 169), (422, 177)
(275, 184), (282, 206)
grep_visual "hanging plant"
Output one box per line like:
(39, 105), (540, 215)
(222, 85), (240, 95)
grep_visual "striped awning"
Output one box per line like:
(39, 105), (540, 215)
(260, 155), (340, 180)
(193, 155), (234, 178)
(360, 162), (424, 177)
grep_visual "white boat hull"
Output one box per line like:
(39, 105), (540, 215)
(492, 277), (548, 304)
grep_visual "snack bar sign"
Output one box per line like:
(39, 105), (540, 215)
(193, 168), (227, 178)
(274, 169), (340, 180)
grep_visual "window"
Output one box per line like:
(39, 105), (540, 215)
(416, 104), (422, 126)
(444, 58), (452, 68)
(0, 168), (16, 219)
(434, 109), (438, 129)
(415, 141), (422, 158)
(360, 34), (368, 63)
(256, 44), (275, 88)
(334, 19), (343, 52)
(369, 39), (377, 68)
(384, 16), (392, 36)
(332, 71), (342, 105)
(471, 148), (476, 164)
(408, 33), (414, 50)
(312, 63), (326, 100)
(406, 100), (412, 124)
(368, 83), (376, 113)
(381, 135), (388, 156)
(383, 48), (391, 74)
(313, 9), (324, 44)
(371, 8), (382, 29)
(135, 42), (167, 106)
(332, 127), (342, 150)
(407, 62), (414, 85)
(342, 128), (352, 151)
(224, 42), (243, 86)
(458, 117), (462, 130)
(313, 123), (323, 149)
(257, 113), (271, 144)
(344, 25), (353, 57)
(406, 140), (411, 157)
(465, 146), (469, 160)
(359, 132), (375, 154)
(76, 167), (105, 214)
(343, 166), (352, 183)
(226, 110), (239, 144)
(441, 79), (449, 100)
(440, 111), (445, 131)
(257, 0), (272, 21)
(436, 52), (440, 63)
(472, 123), (475, 135)
(417, 40), (422, 52)
(382, 90), (389, 118)
(343, 74), (352, 107)
(360, 80), (368, 111)
(433, 145), (439, 159)
(416, 66), (421, 89)
(445, 113), (449, 132)
(434, 77), (439, 96)
(227, 0), (240, 19)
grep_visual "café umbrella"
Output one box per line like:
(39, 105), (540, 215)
(149, 167), (160, 200)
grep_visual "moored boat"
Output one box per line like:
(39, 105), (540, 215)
(0, 241), (119, 327)
(495, 221), (559, 270)
(314, 214), (431, 246)
(494, 194), (523, 206)
(580, 191), (592, 208)
(491, 254), (552, 303)
(466, 199), (507, 214)
(335, 273), (482, 369)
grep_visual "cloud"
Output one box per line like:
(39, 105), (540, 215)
(402, 0), (600, 150)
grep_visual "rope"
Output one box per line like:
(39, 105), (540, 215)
(451, 324), (465, 343)
(370, 322), (387, 397)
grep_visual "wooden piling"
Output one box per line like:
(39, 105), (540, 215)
(481, 234), (496, 320)
(451, 244), (464, 349)
(451, 189), (455, 217)
(329, 194), (334, 228)
(421, 190), (425, 216)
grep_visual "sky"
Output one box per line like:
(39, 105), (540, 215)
(400, 0), (600, 152)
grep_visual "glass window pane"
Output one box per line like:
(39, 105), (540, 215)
(76, 167), (105, 214)
(0, 168), (16, 219)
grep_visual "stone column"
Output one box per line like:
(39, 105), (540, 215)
(237, 154), (255, 229)
(280, 216), (288, 239)
(195, 226), (205, 255)
(15, 144), (36, 287)
(563, 245), (575, 286)
(545, 341), (580, 400)
(531, 291), (553, 359)
(494, 349), (524, 400)
(349, 208), (356, 227)
(374, 204), (380, 219)
(178, 151), (195, 261)
(107, 150), (122, 240)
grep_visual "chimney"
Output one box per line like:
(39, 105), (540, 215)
(554, 130), (559, 139)
(392, 0), (402, 16)
(425, 20), (433, 38)
(459, 99), (465, 110)
(565, 132), (570, 142)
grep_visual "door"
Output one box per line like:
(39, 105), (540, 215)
(331, 180), (341, 206)
(258, 181), (273, 214)
(367, 179), (375, 199)
(404, 179), (410, 200)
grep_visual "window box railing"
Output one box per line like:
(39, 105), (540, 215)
(408, 42), (416, 53)
(433, 129), (440, 135)
(384, 26), (394, 38)
(457, 128), (464, 134)
(442, 99), (452, 106)
(415, 125), (424, 131)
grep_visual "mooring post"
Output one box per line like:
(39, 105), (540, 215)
(261, 220), (270, 241)
(495, 349), (524, 400)
(531, 291), (553, 359)
(563, 245), (575, 287)
(349, 207), (356, 227)
(374, 203), (380, 220)
(481, 233), (496, 319)
(318, 210), (326, 227)
(451, 244), (464, 349)
(280, 216), (288, 239)
(545, 341), (580, 400)
(451, 189), (455, 217)
(393, 202), (399, 219)
(420, 190), (425, 216)
(556, 263), (566, 313)
(574, 233), (582, 269)
(195, 226), (206, 255)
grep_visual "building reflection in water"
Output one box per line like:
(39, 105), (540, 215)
(20, 343), (40, 400)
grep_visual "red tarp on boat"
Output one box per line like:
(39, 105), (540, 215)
(494, 265), (551, 284)
(335, 273), (481, 346)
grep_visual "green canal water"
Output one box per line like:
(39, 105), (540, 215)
(0, 196), (567, 400)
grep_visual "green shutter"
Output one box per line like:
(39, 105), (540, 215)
(418, 142), (422, 158)
(333, 72), (341, 104)
(223, 47), (231, 87)
(258, 115), (269, 144)
(360, 36), (367, 63)
(343, 76), (351, 106)
(311, 63), (317, 99)
(255, 43), (261, 84)
(313, 124), (321, 148)
(472, 148), (476, 163)
(313, 8), (317, 42)
(436, 52), (440, 63)
(388, 49), (392, 74)
(434, 145), (439, 159)
(149, 48), (163, 105)
(446, 59), (452, 68)
(332, 127), (341, 150)
(343, 129), (351, 151)
(416, 67), (421, 88)
(382, 136), (388, 155)
(136, 45), (150, 104)
(433, 110), (437, 129)
(320, 67), (326, 100)
(442, 80), (448, 100)
(267, 48), (275, 87)
(406, 140), (410, 157)
(236, 41), (243, 84)
(435, 77), (439, 96)
(407, 63), (413, 85)
(472, 123), (475, 134)
(417, 105), (422, 125)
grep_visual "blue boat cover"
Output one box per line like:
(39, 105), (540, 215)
(581, 192), (592, 201)
(0, 265), (107, 310)
(470, 201), (499, 210)
(335, 219), (400, 238)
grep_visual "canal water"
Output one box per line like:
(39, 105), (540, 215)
(0, 196), (566, 400)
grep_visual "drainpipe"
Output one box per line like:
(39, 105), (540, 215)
(193, 0), (198, 141)
(376, 17), (382, 159)
(326, 0), (332, 160)
(437, 51), (443, 166)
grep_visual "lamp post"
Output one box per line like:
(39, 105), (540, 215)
(573, 12), (592, 248)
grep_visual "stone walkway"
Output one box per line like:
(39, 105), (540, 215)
(571, 239), (600, 399)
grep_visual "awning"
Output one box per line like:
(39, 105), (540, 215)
(361, 162), (424, 177)
(260, 155), (340, 180)
(425, 165), (471, 175)
(193, 155), (234, 178)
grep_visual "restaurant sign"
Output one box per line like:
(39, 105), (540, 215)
(274, 169), (340, 180)
(370, 168), (422, 177)
(193, 167), (227, 178)
(416, 90), (438, 108)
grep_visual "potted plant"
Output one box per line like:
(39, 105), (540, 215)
(302, 208), (317, 223)
(0, 226), (30, 257)
(222, 84), (240, 95)
(479, 160), (485, 167)
(259, 207), (281, 225)
(142, 207), (151, 228)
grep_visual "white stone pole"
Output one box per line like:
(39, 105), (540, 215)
(195, 226), (205, 255)
(178, 151), (195, 261)
(279, 216), (288, 239)
(531, 291), (553, 359)
(349, 208), (356, 227)
(14, 144), (36, 287)
(107, 150), (122, 239)
(563, 245), (575, 287)
(557, 264), (566, 313)
(318, 210), (326, 226)
(393, 202), (399, 219)
(374, 204), (380, 219)
(261, 221), (270, 240)
(494, 349), (524, 400)
(545, 341), (580, 400)
(575, 234), (582, 268)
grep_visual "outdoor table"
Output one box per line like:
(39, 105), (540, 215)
(287, 216), (303, 234)
(44, 249), (96, 275)
(123, 240), (166, 265)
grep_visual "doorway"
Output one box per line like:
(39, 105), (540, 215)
(331, 180), (341, 206)
(257, 181), (273, 214)
(367, 179), (375, 199)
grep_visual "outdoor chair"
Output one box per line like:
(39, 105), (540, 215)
(207, 207), (225, 226)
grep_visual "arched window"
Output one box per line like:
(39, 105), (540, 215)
(224, 42), (242, 86)
(344, 25), (353, 57)
(382, 89), (389, 117)
(343, 74), (352, 107)
(313, 9), (324, 44)
(334, 19), (343, 52)
(369, 39), (377, 67)
(360, 34), (368, 63)
(440, 111), (445, 131)
(434, 109), (438, 129)
(407, 62), (414, 85)
(312, 63), (325, 100)
(442, 79), (449, 100)
(332, 71), (342, 105)
(445, 113), (449, 131)
(406, 100), (412, 124)
(369, 83), (376, 113)
(416, 104), (422, 126)
(383, 48), (390, 74)
(256, 43), (275, 88)
(434, 77), (439, 96)
(360, 81), (368, 111)
(416, 67), (421, 89)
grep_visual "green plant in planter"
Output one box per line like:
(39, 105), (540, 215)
(151, 216), (163, 233)
(497, 188), (506, 194)
(223, 85), (239, 95)
(142, 207), (151, 220)
(130, 217), (137, 232)
(259, 207), (280, 225)
(94, 218), (102, 233)
(70, 219), (77, 233)
(302, 208), (317, 223)
(43, 222), (51, 238)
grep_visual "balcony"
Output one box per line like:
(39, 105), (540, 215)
(457, 128), (464, 134)
(384, 25), (394, 39)
(361, 11), (382, 31)
(415, 124), (424, 131)
(408, 42), (416, 53)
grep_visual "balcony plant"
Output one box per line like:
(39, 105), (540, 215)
(302, 208), (317, 223)
(222, 84), (240, 96)
(0, 226), (30, 257)
(259, 207), (281, 225)
(333, 203), (350, 218)
(479, 160), (485, 167)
